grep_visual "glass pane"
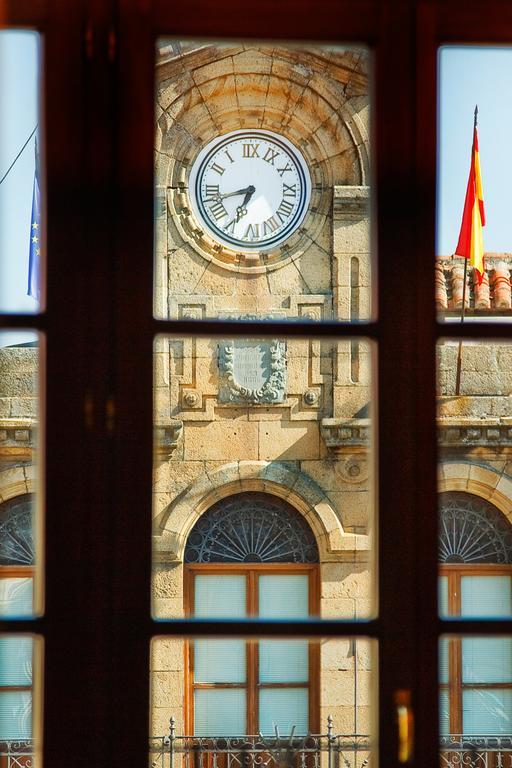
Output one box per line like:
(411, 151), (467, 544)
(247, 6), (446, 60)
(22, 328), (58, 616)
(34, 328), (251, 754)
(0, 636), (32, 685)
(154, 41), (372, 324)
(194, 690), (247, 736)
(194, 640), (246, 683)
(194, 575), (246, 618)
(0, 331), (42, 618)
(439, 576), (449, 617)
(259, 575), (308, 618)
(463, 690), (512, 734)
(152, 335), (376, 620)
(438, 340), (512, 617)
(462, 638), (512, 683)
(150, 637), (376, 760)
(259, 640), (308, 683)
(440, 635), (512, 747)
(439, 638), (449, 685)
(259, 688), (308, 735)
(461, 576), (512, 617)
(0, 634), (41, 763)
(0, 31), (43, 313)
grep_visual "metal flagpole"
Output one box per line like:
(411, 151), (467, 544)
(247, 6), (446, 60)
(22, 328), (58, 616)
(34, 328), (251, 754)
(455, 105), (478, 396)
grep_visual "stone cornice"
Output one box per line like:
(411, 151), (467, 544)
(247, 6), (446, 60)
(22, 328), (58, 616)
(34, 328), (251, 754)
(333, 186), (370, 216)
(321, 418), (370, 454)
(438, 419), (512, 450)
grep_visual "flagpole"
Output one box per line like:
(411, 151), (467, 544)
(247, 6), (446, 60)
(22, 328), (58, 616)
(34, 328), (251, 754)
(455, 104), (478, 396)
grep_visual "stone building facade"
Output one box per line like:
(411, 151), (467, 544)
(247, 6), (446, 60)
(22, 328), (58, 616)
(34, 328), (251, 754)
(1, 41), (512, 756)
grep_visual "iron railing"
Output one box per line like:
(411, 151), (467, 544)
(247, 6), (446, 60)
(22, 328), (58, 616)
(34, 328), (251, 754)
(149, 717), (371, 768)
(0, 739), (33, 768)
(440, 735), (512, 768)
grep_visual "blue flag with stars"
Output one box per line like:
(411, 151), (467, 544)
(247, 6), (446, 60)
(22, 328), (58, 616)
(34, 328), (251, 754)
(27, 138), (41, 301)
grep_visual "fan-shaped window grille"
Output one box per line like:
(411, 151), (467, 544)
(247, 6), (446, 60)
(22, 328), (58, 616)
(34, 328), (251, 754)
(439, 491), (512, 564)
(0, 495), (34, 566)
(185, 492), (319, 564)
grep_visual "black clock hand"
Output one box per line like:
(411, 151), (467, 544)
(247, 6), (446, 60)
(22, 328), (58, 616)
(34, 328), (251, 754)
(216, 184), (255, 201)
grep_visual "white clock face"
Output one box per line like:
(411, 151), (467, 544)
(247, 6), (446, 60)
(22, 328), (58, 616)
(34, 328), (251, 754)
(188, 130), (311, 252)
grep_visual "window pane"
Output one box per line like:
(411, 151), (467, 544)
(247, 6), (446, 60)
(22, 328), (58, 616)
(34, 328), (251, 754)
(439, 638), (449, 685)
(0, 634), (41, 764)
(0, 31), (43, 313)
(152, 335), (376, 620)
(0, 331), (42, 618)
(461, 576), (511, 618)
(439, 576), (449, 617)
(150, 637), (376, 758)
(259, 575), (308, 619)
(0, 636), (32, 686)
(463, 690), (512, 734)
(194, 575), (246, 618)
(154, 41), (372, 323)
(440, 634), (512, 746)
(462, 638), (512, 683)
(259, 640), (308, 683)
(194, 639), (246, 683)
(259, 688), (308, 735)
(194, 690), (247, 736)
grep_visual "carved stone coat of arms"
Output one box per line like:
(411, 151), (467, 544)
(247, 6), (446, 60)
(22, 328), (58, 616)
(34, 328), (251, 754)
(218, 340), (287, 404)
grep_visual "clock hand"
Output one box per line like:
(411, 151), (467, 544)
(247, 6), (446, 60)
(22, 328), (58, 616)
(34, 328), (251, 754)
(216, 184), (255, 201)
(234, 187), (255, 221)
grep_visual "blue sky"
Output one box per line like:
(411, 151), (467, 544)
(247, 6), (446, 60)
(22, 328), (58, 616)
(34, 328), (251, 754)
(0, 40), (511, 325)
(438, 46), (512, 255)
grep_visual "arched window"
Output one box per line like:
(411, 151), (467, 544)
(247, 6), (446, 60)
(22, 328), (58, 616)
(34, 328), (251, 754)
(0, 494), (34, 743)
(439, 492), (512, 736)
(185, 493), (319, 737)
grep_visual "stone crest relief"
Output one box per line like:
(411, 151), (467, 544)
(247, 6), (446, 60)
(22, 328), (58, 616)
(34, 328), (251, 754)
(218, 340), (287, 404)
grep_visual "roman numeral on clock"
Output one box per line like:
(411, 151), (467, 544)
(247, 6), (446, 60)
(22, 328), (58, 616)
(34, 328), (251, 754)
(224, 219), (237, 234)
(263, 147), (279, 165)
(208, 199), (228, 221)
(277, 163), (292, 176)
(276, 199), (294, 222)
(283, 183), (297, 197)
(204, 185), (220, 201)
(210, 162), (225, 175)
(243, 143), (260, 158)
(244, 223), (260, 240)
(262, 216), (280, 235)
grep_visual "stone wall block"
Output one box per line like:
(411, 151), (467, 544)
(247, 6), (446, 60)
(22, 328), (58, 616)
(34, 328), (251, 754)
(152, 598), (185, 620)
(321, 671), (356, 706)
(151, 639), (185, 672)
(333, 218), (369, 255)
(184, 422), (259, 461)
(258, 422), (319, 461)
(152, 564), (183, 599)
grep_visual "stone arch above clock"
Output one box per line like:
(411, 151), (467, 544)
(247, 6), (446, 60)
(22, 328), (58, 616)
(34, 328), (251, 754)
(155, 43), (370, 276)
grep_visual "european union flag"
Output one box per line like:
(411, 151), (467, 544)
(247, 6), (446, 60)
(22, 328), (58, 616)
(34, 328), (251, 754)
(27, 138), (41, 301)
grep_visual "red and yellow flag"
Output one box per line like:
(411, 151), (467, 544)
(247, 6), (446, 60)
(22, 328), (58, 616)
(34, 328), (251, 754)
(454, 119), (486, 283)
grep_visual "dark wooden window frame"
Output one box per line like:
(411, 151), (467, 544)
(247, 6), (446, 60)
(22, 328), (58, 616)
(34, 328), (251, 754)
(2, 3), (512, 768)
(185, 564), (320, 736)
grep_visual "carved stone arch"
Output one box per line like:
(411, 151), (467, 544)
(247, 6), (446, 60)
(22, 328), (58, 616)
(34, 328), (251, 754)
(154, 460), (365, 562)
(0, 465), (35, 503)
(438, 460), (512, 527)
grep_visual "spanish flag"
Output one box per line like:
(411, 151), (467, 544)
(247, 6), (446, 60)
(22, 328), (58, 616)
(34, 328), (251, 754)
(455, 109), (486, 284)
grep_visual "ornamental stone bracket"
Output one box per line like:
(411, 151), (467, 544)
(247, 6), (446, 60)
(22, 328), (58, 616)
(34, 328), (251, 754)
(0, 419), (36, 463)
(218, 339), (287, 405)
(438, 418), (512, 452)
(321, 418), (370, 455)
(154, 421), (184, 462)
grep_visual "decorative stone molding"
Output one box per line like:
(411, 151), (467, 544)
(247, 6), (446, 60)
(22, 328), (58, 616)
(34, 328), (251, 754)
(438, 419), (512, 451)
(333, 186), (370, 216)
(321, 418), (370, 455)
(0, 420), (36, 462)
(438, 460), (512, 527)
(334, 456), (370, 484)
(154, 421), (184, 461)
(154, 460), (370, 562)
(218, 340), (287, 405)
(303, 389), (320, 407)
